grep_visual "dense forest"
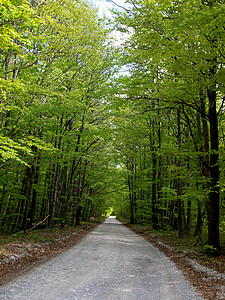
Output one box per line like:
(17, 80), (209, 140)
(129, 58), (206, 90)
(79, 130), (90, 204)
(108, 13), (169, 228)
(0, 0), (225, 253)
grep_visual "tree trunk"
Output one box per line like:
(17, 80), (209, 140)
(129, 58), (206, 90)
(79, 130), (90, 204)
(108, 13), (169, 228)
(186, 199), (191, 234)
(127, 159), (135, 224)
(152, 150), (158, 229)
(177, 108), (184, 237)
(207, 81), (220, 250)
(75, 160), (88, 226)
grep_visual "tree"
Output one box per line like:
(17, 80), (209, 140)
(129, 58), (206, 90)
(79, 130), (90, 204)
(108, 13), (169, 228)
(113, 0), (225, 250)
(0, 0), (117, 232)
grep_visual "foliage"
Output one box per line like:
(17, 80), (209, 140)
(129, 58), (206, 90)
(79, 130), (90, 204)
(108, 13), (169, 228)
(0, 0), (225, 256)
(0, 0), (117, 233)
(109, 0), (225, 252)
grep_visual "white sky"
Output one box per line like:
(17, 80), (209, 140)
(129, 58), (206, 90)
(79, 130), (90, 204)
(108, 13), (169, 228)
(95, 0), (131, 76)
(94, 0), (129, 47)
(95, 0), (127, 18)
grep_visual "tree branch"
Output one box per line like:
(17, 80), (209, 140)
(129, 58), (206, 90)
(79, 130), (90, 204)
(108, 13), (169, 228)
(27, 215), (50, 232)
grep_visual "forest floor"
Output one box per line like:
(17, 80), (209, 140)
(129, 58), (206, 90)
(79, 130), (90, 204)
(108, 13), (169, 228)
(0, 219), (224, 299)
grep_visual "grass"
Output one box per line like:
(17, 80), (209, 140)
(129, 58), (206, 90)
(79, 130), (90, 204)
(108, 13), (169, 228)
(0, 219), (102, 246)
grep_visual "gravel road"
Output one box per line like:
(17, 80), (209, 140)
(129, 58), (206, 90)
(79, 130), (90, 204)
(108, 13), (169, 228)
(0, 217), (202, 300)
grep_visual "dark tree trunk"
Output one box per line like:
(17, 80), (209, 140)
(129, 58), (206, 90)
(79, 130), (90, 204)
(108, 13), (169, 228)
(186, 199), (191, 234)
(177, 108), (184, 237)
(75, 161), (88, 226)
(127, 159), (135, 224)
(27, 152), (41, 228)
(152, 150), (158, 229)
(207, 82), (220, 250)
(194, 201), (203, 237)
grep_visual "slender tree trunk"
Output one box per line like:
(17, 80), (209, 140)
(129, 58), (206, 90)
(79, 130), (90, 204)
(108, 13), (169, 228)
(186, 199), (191, 234)
(27, 155), (40, 228)
(177, 108), (184, 237)
(75, 160), (88, 226)
(152, 150), (158, 229)
(194, 200), (203, 237)
(127, 159), (135, 224)
(207, 80), (220, 250)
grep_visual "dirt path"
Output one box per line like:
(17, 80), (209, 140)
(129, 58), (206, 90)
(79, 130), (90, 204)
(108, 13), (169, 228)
(0, 217), (202, 300)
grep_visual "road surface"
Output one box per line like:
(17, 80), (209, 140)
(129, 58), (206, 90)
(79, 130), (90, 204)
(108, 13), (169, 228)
(0, 217), (202, 300)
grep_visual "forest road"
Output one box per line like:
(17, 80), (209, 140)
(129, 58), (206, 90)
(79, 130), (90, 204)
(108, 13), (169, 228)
(0, 217), (202, 300)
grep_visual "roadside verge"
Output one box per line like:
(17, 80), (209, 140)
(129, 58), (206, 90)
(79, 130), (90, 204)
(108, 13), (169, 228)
(124, 223), (225, 300)
(0, 222), (101, 286)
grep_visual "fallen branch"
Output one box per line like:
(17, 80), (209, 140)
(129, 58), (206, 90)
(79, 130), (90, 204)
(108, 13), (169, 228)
(27, 215), (50, 232)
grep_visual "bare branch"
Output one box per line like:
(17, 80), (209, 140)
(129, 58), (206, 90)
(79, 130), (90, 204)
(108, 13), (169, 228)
(106, 0), (131, 13)
(0, 160), (15, 170)
(27, 215), (50, 232)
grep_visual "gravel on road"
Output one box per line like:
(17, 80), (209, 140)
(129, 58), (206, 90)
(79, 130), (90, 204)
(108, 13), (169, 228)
(0, 217), (202, 300)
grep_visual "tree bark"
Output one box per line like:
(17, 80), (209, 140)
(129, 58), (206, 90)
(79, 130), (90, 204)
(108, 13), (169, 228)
(177, 108), (184, 237)
(207, 81), (220, 250)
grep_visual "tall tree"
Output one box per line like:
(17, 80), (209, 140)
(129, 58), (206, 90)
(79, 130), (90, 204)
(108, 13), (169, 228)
(113, 0), (225, 250)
